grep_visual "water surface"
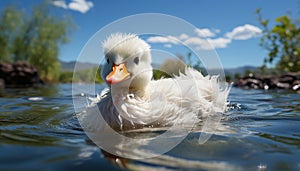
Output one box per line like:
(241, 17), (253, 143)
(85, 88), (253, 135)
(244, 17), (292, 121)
(0, 84), (299, 171)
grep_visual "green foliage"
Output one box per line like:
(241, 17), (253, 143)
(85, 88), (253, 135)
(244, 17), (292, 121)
(71, 67), (103, 83)
(256, 8), (300, 72)
(59, 71), (73, 83)
(225, 75), (232, 82)
(152, 69), (171, 80)
(0, 2), (74, 82)
(234, 73), (241, 80)
(0, 6), (22, 62)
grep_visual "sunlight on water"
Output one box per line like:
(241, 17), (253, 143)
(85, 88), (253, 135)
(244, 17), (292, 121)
(0, 84), (300, 170)
(27, 97), (44, 101)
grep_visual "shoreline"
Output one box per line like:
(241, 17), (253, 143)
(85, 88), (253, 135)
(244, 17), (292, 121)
(233, 72), (300, 92)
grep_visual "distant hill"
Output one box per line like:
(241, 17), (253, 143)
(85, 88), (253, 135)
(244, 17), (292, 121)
(199, 65), (258, 77)
(224, 66), (258, 76)
(60, 61), (98, 71)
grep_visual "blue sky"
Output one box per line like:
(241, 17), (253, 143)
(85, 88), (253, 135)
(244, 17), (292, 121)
(1, 0), (299, 68)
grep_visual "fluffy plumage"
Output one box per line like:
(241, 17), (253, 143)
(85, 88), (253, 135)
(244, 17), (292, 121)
(102, 33), (150, 62)
(80, 33), (231, 131)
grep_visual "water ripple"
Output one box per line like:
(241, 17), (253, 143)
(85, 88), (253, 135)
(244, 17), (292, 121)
(1, 85), (300, 171)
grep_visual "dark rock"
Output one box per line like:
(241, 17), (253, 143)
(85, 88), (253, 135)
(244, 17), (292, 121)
(0, 79), (4, 89)
(278, 75), (295, 83)
(0, 62), (44, 88)
(233, 72), (300, 91)
(242, 78), (262, 89)
(275, 82), (291, 89)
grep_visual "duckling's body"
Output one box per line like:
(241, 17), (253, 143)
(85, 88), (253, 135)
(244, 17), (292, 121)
(99, 69), (229, 131)
(82, 33), (230, 131)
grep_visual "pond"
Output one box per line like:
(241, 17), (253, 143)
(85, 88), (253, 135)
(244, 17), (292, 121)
(0, 84), (300, 171)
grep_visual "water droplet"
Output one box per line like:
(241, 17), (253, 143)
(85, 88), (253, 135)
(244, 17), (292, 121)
(28, 97), (44, 101)
(257, 164), (267, 171)
(293, 84), (300, 91)
(264, 84), (269, 90)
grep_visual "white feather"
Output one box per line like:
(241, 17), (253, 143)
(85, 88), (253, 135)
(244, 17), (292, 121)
(79, 33), (231, 132)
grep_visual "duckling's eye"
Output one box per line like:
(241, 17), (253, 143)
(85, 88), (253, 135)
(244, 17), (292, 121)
(106, 58), (110, 64)
(134, 57), (139, 65)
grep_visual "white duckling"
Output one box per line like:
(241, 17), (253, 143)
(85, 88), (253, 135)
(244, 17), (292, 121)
(86, 33), (230, 131)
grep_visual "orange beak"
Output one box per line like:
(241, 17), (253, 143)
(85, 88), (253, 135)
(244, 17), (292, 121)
(106, 63), (130, 84)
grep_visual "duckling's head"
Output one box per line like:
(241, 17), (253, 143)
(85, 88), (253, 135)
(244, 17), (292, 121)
(101, 33), (152, 94)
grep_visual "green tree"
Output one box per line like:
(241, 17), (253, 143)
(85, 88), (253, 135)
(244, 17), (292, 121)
(0, 2), (73, 82)
(234, 73), (241, 80)
(225, 75), (232, 82)
(256, 8), (300, 72)
(0, 6), (22, 62)
(59, 71), (73, 83)
(28, 3), (72, 81)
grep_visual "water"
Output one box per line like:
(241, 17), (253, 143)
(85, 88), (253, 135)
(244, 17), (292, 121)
(0, 84), (300, 171)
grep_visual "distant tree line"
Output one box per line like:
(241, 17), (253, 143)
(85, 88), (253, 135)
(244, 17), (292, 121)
(0, 2), (73, 82)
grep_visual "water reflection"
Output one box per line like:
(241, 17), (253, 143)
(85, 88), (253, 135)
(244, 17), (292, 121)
(0, 84), (59, 98)
(98, 128), (244, 171)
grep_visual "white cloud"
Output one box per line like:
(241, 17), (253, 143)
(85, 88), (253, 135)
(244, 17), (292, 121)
(208, 38), (232, 49)
(183, 37), (231, 50)
(68, 0), (93, 13)
(146, 36), (179, 44)
(52, 0), (94, 13)
(146, 24), (260, 50)
(225, 24), (262, 40)
(195, 28), (219, 38)
(183, 37), (205, 46)
(183, 37), (211, 50)
(179, 33), (189, 40)
(52, 0), (68, 9)
(147, 34), (230, 50)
